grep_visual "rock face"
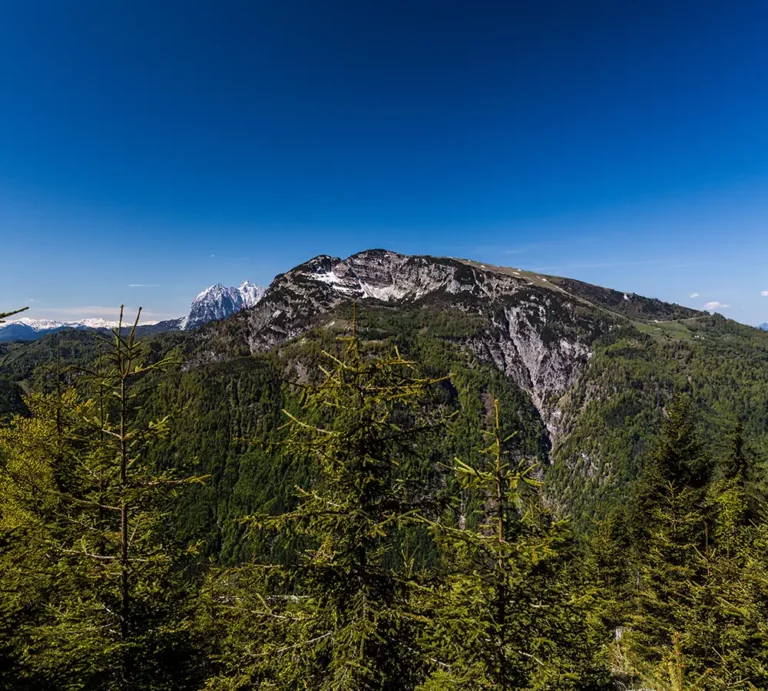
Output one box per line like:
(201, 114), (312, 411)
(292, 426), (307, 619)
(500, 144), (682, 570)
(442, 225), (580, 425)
(183, 281), (266, 330)
(197, 249), (700, 444)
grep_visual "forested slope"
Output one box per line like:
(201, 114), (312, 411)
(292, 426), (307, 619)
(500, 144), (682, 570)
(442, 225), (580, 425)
(4, 255), (768, 688)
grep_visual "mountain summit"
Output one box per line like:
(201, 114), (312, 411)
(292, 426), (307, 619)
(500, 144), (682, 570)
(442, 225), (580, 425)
(195, 249), (701, 440)
(181, 281), (266, 330)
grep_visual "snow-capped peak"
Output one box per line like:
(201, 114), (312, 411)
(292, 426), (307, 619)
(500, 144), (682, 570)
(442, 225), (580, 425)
(195, 283), (238, 301)
(10, 317), (124, 331)
(239, 280), (267, 308)
(183, 280), (266, 330)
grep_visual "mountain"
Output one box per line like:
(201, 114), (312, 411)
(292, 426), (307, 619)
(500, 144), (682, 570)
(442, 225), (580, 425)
(181, 280), (266, 330)
(759, 323), (768, 330)
(0, 317), (126, 342)
(195, 249), (699, 439)
(6, 249), (768, 525)
(0, 281), (266, 342)
(187, 249), (768, 522)
(5, 249), (768, 688)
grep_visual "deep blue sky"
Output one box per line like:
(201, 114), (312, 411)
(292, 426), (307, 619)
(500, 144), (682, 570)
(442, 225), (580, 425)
(1, 0), (767, 323)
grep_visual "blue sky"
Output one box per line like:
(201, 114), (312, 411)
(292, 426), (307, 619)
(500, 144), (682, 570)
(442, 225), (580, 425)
(1, 0), (767, 323)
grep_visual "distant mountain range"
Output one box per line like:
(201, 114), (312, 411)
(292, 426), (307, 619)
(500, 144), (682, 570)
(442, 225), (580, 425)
(0, 280), (267, 342)
(0, 318), (127, 342)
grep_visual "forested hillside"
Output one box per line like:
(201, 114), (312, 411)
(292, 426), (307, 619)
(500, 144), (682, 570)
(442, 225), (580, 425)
(3, 255), (768, 688)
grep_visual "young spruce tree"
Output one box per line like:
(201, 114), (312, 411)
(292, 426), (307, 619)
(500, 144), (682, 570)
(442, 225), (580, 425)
(201, 309), (445, 689)
(414, 399), (608, 690)
(0, 308), (205, 689)
(620, 395), (713, 685)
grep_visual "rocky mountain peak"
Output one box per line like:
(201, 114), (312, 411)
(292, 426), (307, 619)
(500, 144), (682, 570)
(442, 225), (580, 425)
(195, 249), (703, 445)
(183, 280), (266, 330)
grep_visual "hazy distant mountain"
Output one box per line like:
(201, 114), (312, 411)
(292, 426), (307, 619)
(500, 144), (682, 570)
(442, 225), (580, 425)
(0, 317), (127, 342)
(0, 281), (266, 341)
(759, 323), (768, 331)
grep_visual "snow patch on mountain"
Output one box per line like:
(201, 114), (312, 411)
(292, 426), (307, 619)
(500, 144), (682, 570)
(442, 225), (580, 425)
(18, 317), (126, 330)
(239, 281), (267, 308)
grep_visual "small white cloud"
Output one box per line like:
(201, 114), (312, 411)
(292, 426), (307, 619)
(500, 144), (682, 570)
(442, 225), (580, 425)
(690, 292), (699, 298)
(210, 254), (216, 258)
(128, 284), (160, 288)
(704, 301), (729, 311)
(761, 290), (768, 297)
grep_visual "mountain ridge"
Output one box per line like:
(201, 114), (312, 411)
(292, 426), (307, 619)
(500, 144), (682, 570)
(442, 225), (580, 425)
(193, 249), (703, 443)
(0, 280), (267, 342)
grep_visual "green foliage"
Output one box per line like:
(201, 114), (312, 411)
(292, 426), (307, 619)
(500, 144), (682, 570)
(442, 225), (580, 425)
(602, 399), (768, 690)
(201, 321), (447, 689)
(548, 317), (768, 525)
(415, 400), (608, 690)
(6, 296), (768, 688)
(0, 309), (206, 689)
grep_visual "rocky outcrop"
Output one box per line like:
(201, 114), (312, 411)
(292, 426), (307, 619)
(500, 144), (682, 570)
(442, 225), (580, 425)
(195, 249), (703, 448)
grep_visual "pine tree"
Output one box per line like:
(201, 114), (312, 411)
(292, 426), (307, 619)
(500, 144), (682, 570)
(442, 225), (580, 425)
(710, 419), (750, 560)
(678, 419), (768, 688)
(620, 395), (713, 684)
(0, 308), (205, 689)
(201, 310), (446, 689)
(0, 389), (86, 689)
(414, 399), (608, 690)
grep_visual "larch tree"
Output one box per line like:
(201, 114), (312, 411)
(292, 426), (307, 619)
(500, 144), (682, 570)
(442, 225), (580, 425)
(0, 308), (206, 690)
(414, 399), (608, 691)
(199, 309), (447, 690)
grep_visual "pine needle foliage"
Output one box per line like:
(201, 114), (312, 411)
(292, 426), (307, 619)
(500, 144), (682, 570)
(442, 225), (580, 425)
(612, 398), (768, 689)
(0, 307), (206, 689)
(415, 400), (608, 690)
(202, 308), (448, 689)
(635, 634), (713, 691)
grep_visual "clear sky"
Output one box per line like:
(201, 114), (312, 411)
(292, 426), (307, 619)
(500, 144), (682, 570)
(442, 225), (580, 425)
(1, 0), (767, 324)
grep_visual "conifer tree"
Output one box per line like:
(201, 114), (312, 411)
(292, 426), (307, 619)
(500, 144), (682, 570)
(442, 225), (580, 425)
(710, 419), (750, 559)
(414, 399), (608, 690)
(200, 310), (446, 689)
(620, 395), (713, 684)
(0, 389), (85, 689)
(0, 308), (205, 689)
(677, 419), (768, 688)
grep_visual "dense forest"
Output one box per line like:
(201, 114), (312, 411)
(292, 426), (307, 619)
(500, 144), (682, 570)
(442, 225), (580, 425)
(2, 302), (768, 690)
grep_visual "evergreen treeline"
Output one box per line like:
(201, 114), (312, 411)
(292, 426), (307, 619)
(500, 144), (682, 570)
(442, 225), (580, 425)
(2, 309), (768, 689)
